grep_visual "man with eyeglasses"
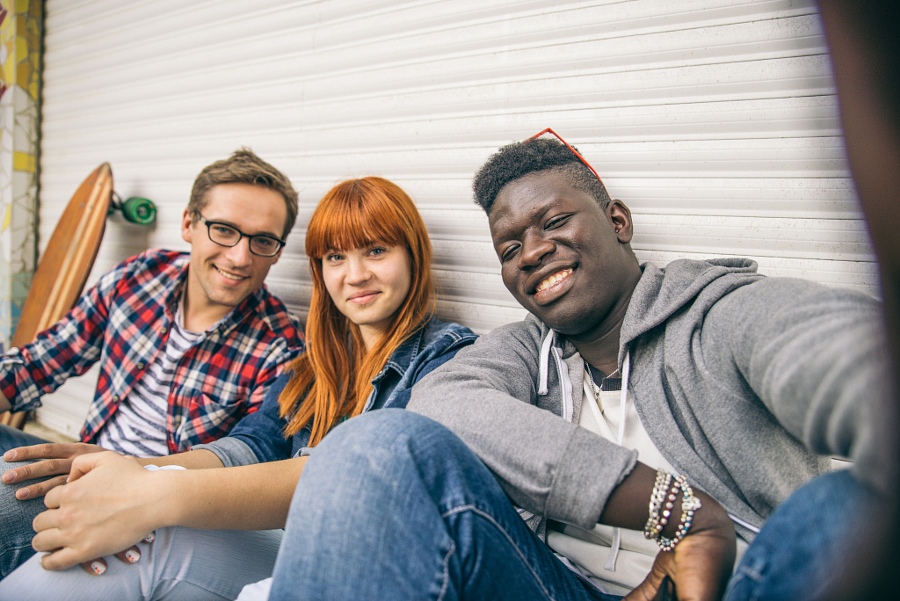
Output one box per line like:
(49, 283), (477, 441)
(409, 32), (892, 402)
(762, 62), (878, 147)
(0, 148), (304, 578)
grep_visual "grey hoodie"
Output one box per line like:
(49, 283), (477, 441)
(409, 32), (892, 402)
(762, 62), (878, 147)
(409, 258), (890, 542)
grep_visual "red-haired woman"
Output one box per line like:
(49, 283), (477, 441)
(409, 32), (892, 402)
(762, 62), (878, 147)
(0, 177), (476, 600)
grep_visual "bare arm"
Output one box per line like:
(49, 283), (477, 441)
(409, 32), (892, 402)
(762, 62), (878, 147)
(0, 390), (10, 413)
(135, 449), (224, 469)
(32, 450), (306, 571)
(2, 443), (226, 501)
(602, 463), (735, 601)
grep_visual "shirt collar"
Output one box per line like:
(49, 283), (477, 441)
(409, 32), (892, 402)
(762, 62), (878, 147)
(165, 261), (267, 336)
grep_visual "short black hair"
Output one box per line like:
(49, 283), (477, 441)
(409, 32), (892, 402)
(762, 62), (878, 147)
(473, 138), (611, 215)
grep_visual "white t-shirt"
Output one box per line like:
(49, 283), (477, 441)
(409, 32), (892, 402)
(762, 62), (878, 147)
(97, 300), (202, 457)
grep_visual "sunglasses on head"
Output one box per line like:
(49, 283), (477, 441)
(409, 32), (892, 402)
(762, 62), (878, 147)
(526, 128), (604, 187)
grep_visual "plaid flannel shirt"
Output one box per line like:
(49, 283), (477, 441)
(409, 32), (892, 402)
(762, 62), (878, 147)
(0, 249), (304, 453)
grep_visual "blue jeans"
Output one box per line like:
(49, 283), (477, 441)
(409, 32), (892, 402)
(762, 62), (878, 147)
(723, 466), (874, 601)
(0, 424), (52, 579)
(269, 410), (877, 601)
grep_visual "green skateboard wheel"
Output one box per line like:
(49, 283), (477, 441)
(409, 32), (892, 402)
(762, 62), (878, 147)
(120, 197), (157, 225)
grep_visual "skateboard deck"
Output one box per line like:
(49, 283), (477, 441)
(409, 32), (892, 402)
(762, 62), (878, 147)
(1, 163), (114, 429)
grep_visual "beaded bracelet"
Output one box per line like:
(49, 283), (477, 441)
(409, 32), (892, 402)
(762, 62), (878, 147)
(653, 477), (682, 538)
(656, 475), (702, 552)
(643, 468), (672, 540)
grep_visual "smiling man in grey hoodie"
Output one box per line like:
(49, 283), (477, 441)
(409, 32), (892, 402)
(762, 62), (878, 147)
(264, 132), (890, 601)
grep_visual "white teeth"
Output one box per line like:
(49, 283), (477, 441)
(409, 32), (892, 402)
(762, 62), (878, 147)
(216, 267), (244, 281)
(536, 269), (572, 293)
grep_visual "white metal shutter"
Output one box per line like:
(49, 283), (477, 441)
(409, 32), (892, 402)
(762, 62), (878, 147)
(34, 0), (872, 437)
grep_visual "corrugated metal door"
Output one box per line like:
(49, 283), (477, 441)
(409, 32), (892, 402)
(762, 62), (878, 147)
(34, 0), (872, 437)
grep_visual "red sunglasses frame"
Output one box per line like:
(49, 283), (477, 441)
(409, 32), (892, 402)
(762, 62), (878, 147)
(526, 128), (604, 187)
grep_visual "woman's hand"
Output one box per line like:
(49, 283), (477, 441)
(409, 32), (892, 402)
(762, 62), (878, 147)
(31, 451), (172, 571)
(80, 532), (156, 576)
(625, 488), (736, 601)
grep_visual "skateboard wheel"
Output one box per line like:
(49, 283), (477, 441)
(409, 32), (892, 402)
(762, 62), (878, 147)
(121, 197), (157, 224)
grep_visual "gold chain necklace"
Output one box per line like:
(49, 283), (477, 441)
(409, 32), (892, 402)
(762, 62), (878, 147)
(585, 361), (621, 410)
(585, 361), (604, 408)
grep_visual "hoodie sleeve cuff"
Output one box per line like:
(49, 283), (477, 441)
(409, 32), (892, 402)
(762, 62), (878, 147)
(544, 426), (639, 529)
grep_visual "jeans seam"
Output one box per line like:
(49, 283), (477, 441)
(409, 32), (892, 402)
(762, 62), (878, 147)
(437, 540), (455, 601)
(442, 504), (558, 601)
(155, 578), (233, 601)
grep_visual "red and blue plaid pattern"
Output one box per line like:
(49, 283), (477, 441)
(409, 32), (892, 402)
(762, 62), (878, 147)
(1, 249), (304, 453)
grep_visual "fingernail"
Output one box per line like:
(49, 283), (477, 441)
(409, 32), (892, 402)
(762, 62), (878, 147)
(125, 548), (141, 563)
(1, 471), (13, 483)
(142, 533), (155, 543)
(16, 488), (30, 500)
(91, 561), (106, 575)
(3, 450), (14, 461)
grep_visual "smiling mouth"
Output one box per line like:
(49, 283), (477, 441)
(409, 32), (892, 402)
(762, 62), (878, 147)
(349, 291), (380, 304)
(215, 266), (247, 281)
(535, 268), (573, 294)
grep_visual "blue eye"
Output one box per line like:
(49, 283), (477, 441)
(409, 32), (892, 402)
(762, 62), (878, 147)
(212, 224), (237, 237)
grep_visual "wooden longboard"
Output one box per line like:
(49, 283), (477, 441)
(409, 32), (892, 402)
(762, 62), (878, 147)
(1, 164), (114, 429)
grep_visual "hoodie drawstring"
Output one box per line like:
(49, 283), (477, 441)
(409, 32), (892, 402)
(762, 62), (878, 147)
(538, 329), (633, 572)
(604, 351), (631, 572)
(538, 330), (554, 395)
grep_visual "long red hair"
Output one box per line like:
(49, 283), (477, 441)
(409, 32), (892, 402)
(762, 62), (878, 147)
(278, 177), (435, 444)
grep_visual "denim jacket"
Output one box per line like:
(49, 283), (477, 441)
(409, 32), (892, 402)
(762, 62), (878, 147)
(194, 316), (476, 466)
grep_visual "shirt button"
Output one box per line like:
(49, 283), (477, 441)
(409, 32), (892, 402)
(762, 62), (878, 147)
(160, 326), (168, 335)
(112, 395), (119, 403)
(136, 361), (146, 370)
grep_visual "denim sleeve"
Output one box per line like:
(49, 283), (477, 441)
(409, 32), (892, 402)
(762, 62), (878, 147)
(207, 371), (294, 464)
(192, 437), (261, 467)
(387, 348), (467, 409)
(378, 325), (477, 411)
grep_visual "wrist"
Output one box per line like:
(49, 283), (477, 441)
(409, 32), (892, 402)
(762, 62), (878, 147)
(142, 466), (188, 530)
(642, 469), (734, 551)
(687, 488), (734, 538)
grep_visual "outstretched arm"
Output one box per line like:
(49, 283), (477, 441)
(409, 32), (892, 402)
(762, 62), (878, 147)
(31, 450), (306, 571)
(2, 443), (225, 502)
(2, 442), (107, 500)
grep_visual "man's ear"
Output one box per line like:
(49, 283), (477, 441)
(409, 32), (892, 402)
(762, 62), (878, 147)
(181, 210), (194, 244)
(607, 200), (634, 244)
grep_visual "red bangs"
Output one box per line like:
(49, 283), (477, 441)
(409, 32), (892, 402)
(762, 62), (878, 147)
(306, 178), (411, 259)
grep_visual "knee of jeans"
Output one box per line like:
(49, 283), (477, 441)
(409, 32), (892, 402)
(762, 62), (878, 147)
(312, 410), (466, 480)
(319, 410), (448, 453)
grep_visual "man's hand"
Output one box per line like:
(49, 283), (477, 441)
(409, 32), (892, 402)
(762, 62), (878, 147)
(1, 442), (106, 500)
(624, 492), (736, 601)
(31, 451), (170, 571)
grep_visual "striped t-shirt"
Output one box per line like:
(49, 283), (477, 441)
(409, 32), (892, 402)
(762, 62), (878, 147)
(96, 299), (202, 457)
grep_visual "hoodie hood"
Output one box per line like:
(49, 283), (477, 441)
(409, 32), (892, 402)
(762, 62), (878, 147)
(618, 258), (760, 366)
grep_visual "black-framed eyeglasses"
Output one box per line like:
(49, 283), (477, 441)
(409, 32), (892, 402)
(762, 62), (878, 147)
(526, 128), (605, 187)
(197, 215), (286, 257)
